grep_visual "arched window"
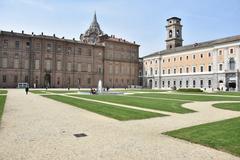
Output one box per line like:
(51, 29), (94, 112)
(176, 30), (180, 37)
(169, 30), (172, 38)
(229, 58), (235, 70)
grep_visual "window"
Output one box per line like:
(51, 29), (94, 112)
(173, 81), (176, 87)
(162, 81), (165, 87)
(169, 30), (172, 38)
(150, 61), (152, 64)
(15, 41), (20, 49)
(186, 80), (189, 88)
(230, 48), (234, 54)
(45, 60), (51, 71)
(14, 59), (19, 69)
(174, 58), (176, 61)
(208, 52), (211, 57)
(47, 44), (51, 51)
(67, 47), (72, 54)
(35, 60), (40, 70)
(186, 56), (188, 60)
(179, 81), (182, 88)
(208, 65), (212, 72)
(155, 81), (157, 87)
(219, 64), (223, 71)
(87, 64), (91, 72)
(193, 80), (196, 88)
(155, 70), (157, 75)
(24, 60), (29, 69)
(186, 67), (189, 73)
(2, 58), (7, 68)
(77, 63), (81, 72)
(193, 66), (196, 73)
(36, 43), (41, 50)
(168, 81), (170, 88)
(115, 65), (119, 74)
(208, 80), (212, 88)
(193, 54), (195, 59)
(200, 66), (204, 72)
(155, 60), (158, 64)
(168, 69), (170, 74)
(26, 42), (30, 48)
(229, 58), (235, 70)
(162, 70), (165, 75)
(176, 30), (180, 37)
(109, 65), (113, 74)
(78, 48), (82, 55)
(180, 68), (182, 73)
(3, 39), (8, 48)
(219, 50), (222, 55)
(87, 78), (91, 84)
(200, 80), (203, 88)
(180, 57), (182, 61)
(14, 75), (18, 83)
(88, 49), (92, 56)
(200, 54), (203, 58)
(57, 61), (62, 71)
(98, 65), (102, 73)
(163, 59), (165, 63)
(150, 68), (153, 75)
(2, 75), (6, 83)
(168, 59), (170, 62)
(25, 75), (28, 82)
(67, 62), (72, 71)
(174, 68), (176, 74)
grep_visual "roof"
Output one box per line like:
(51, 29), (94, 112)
(100, 35), (139, 46)
(143, 35), (240, 58)
(167, 17), (181, 21)
(0, 30), (104, 47)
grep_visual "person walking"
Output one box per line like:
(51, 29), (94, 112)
(25, 86), (29, 95)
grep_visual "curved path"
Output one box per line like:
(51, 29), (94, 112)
(0, 89), (240, 160)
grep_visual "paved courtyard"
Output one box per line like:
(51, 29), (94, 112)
(0, 89), (240, 160)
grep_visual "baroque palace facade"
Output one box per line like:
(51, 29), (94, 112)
(143, 17), (240, 91)
(0, 13), (139, 88)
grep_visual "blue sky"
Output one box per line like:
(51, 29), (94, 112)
(1, 0), (240, 57)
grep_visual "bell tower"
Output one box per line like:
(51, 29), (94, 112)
(165, 17), (183, 50)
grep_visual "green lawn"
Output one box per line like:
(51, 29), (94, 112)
(0, 96), (7, 121)
(165, 117), (240, 157)
(213, 103), (240, 111)
(0, 90), (8, 94)
(134, 93), (240, 101)
(70, 94), (194, 113)
(30, 90), (49, 94)
(44, 95), (164, 121)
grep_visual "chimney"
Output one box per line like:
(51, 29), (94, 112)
(22, 30), (24, 34)
(62, 37), (64, 39)
(73, 38), (75, 41)
(53, 34), (55, 37)
(133, 41), (135, 44)
(41, 32), (43, 36)
(11, 30), (13, 33)
(32, 32), (34, 35)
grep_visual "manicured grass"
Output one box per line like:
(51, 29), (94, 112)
(165, 117), (240, 157)
(213, 103), (240, 111)
(44, 95), (164, 121)
(0, 96), (7, 121)
(70, 94), (194, 113)
(211, 92), (240, 96)
(134, 93), (240, 101)
(0, 90), (7, 94)
(47, 90), (78, 94)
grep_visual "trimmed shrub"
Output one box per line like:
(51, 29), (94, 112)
(177, 88), (203, 92)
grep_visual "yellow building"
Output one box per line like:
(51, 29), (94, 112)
(143, 17), (240, 91)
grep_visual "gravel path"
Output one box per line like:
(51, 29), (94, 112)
(0, 89), (240, 160)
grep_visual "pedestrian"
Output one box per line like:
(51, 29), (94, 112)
(25, 86), (29, 95)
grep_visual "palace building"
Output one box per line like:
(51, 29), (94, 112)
(0, 13), (139, 88)
(143, 17), (240, 91)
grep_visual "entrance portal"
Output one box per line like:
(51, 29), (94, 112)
(44, 74), (51, 87)
(149, 79), (153, 89)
